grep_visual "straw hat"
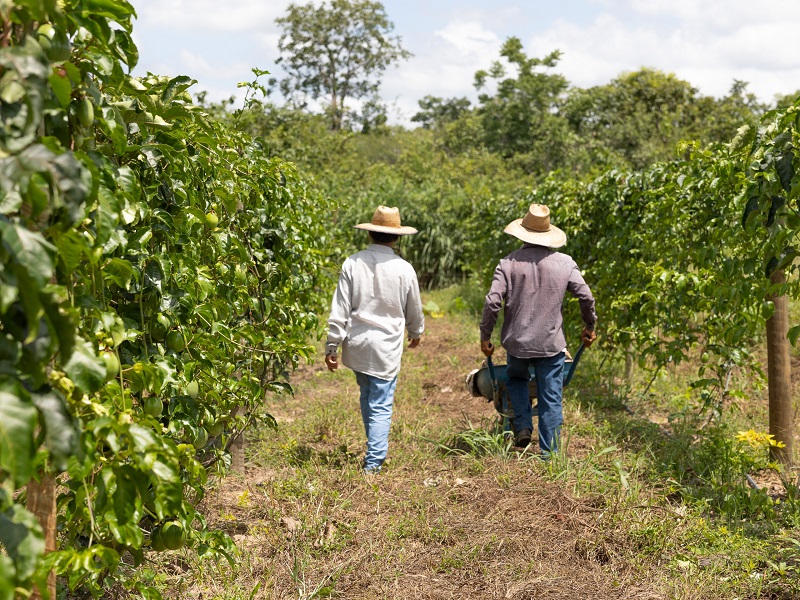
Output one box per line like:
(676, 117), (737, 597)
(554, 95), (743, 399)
(355, 205), (418, 235)
(504, 204), (566, 248)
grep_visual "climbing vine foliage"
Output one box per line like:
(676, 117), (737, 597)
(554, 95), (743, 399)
(0, 1), (330, 597)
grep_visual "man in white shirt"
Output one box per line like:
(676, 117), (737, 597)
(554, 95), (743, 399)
(325, 206), (425, 473)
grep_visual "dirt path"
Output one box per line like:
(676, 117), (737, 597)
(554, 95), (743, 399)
(179, 317), (695, 599)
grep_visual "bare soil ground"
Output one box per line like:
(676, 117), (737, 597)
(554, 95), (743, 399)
(160, 317), (770, 599)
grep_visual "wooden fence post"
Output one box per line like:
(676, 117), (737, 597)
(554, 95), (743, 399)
(766, 269), (793, 466)
(27, 473), (57, 599)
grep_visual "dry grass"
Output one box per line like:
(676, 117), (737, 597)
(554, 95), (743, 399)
(149, 316), (797, 600)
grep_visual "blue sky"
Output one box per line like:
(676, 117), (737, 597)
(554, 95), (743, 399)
(130, 0), (800, 125)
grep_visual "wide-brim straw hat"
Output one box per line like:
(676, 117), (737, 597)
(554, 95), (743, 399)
(355, 205), (418, 235)
(504, 203), (566, 248)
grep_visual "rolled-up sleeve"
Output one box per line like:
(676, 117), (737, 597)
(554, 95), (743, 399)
(326, 263), (352, 354)
(567, 266), (597, 330)
(480, 262), (508, 341)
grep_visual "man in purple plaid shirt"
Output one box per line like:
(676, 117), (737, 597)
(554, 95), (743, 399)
(480, 204), (597, 455)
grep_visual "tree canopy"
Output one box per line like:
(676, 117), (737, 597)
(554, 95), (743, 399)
(275, 0), (411, 130)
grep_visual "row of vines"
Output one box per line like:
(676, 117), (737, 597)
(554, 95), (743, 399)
(554, 105), (799, 426)
(462, 102), (800, 463)
(316, 94), (800, 453)
(1, 1), (330, 598)
(330, 96), (800, 459)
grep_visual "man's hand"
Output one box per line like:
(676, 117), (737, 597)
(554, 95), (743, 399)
(481, 340), (494, 357)
(325, 353), (338, 372)
(581, 327), (597, 347)
(408, 337), (420, 349)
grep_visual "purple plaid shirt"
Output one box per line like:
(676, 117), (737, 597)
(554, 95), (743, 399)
(480, 244), (596, 359)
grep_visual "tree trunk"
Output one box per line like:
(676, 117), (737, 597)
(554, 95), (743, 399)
(330, 91), (339, 130)
(229, 407), (246, 474)
(27, 473), (57, 599)
(625, 346), (634, 383)
(766, 269), (793, 465)
(230, 432), (245, 474)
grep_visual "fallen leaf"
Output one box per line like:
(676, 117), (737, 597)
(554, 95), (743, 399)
(280, 516), (302, 539)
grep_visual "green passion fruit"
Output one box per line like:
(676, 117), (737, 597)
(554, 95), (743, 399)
(206, 420), (225, 437)
(76, 97), (94, 127)
(150, 526), (166, 552)
(192, 427), (209, 450)
(101, 351), (119, 381)
(149, 313), (171, 341)
(185, 380), (199, 399)
(165, 330), (186, 353)
(143, 396), (163, 418)
(160, 520), (186, 550)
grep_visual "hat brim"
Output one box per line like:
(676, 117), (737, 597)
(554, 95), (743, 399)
(504, 220), (566, 248)
(355, 223), (418, 235)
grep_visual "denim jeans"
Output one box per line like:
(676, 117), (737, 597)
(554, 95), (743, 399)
(506, 352), (566, 454)
(354, 371), (398, 472)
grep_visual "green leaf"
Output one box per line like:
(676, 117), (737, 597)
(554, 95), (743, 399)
(51, 151), (91, 224)
(789, 325), (800, 346)
(161, 76), (195, 104)
(48, 69), (72, 108)
(741, 195), (760, 230)
(0, 222), (56, 287)
(143, 260), (164, 292)
(95, 185), (121, 248)
(26, 173), (50, 219)
(136, 583), (164, 600)
(0, 385), (36, 488)
(128, 424), (158, 452)
(776, 150), (795, 193)
(0, 284), (18, 315)
(0, 504), (45, 581)
(103, 258), (134, 289)
(117, 29), (139, 68)
(52, 229), (87, 273)
(0, 555), (16, 600)
(112, 467), (138, 524)
(85, 0), (136, 22)
(30, 389), (78, 472)
(767, 195), (786, 227)
(62, 339), (106, 394)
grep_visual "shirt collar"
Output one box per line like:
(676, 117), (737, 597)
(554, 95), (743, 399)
(368, 243), (396, 255)
(523, 243), (553, 251)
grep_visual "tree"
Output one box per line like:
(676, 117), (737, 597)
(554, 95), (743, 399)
(774, 89), (800, 109)
(473, 38), (572, 174)
(564, 68), (706, 169)
(563, 71), (764, 170)
(411, 96), (472, 129)
(275, 0), (411, 130)
(0, 1), (331, 596)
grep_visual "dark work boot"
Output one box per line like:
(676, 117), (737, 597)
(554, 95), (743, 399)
(514, 428), (532, 447)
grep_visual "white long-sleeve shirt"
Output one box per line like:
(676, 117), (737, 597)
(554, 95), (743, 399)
(326, 244), (425, 380)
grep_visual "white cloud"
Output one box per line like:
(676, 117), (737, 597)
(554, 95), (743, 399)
(624, 0), (800, 30)
(434, 20), (501, 56)
(523, 6), (800, 101)
(128, 0), (800, 127)
(134, 0), (290, 32)
(378, 20), (503, 125)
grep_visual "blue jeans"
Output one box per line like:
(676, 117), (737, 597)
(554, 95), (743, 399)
(506, 352), (566, 454)
(354, 371), (398, 472)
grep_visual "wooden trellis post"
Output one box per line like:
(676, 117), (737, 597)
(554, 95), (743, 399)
(766, 270), (793, 465)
